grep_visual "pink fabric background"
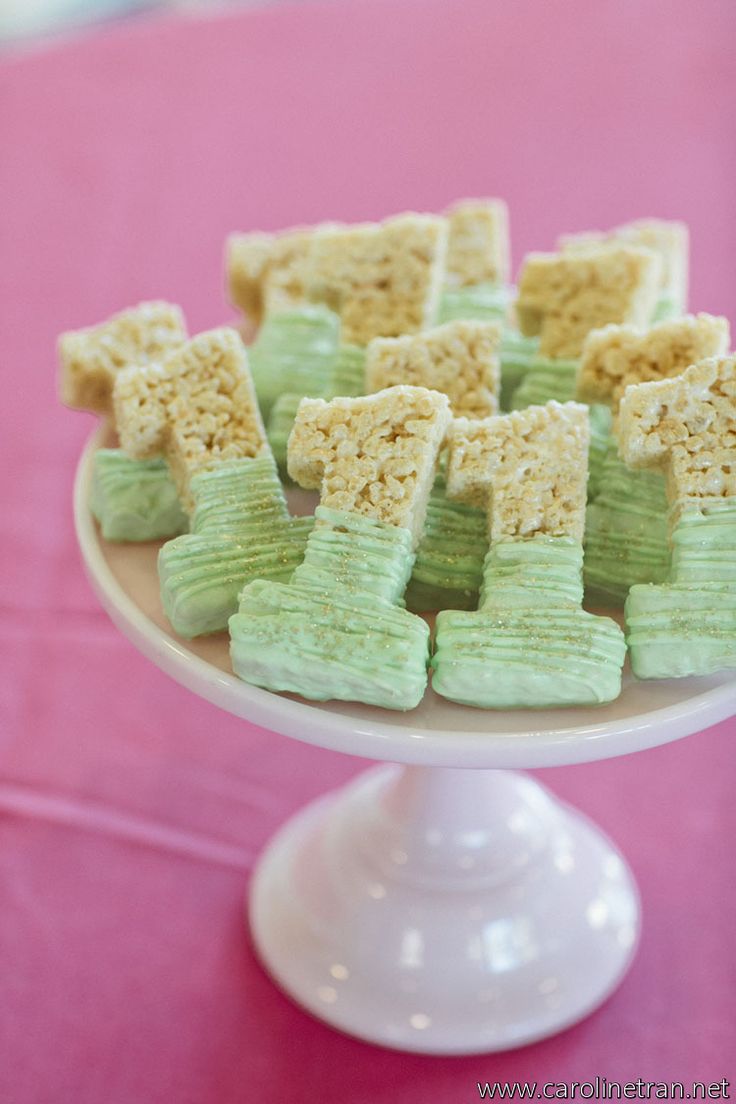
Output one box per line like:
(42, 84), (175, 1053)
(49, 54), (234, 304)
(1, 1), (735, 1098)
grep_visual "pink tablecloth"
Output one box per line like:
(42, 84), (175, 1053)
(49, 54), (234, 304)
(1, 1), (735, 1099)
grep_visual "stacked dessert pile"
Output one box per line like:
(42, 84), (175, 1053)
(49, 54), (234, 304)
(59, 201), (736, 711)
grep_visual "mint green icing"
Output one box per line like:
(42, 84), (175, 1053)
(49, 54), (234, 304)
(90, 449), (188, 542)
(437, 282), (510, 324)
(267, 393), (303, 470)
(432, 536), (625, 708)
(587, 404), (613, 501)
(584, 437), (670, 605)
(625, 498), (736, 678)
(248, 306), (341, 418)
(327, 344), (366, 398)
(405, 469), (488, 613)
(510, 356), (578, 410)
(230, 506), (430, 710)
(499, 329), (540, 411)
(158, 455), (312, 638)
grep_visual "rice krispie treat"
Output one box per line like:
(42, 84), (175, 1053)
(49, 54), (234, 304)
(578, 313), (729, 410)
(287, 386), (451, 544)
(559, 217), (689, 321)
(59, 302), (189, 542)
(229, 212), (447, 346)
(229, 213), (449, 473)
(226, 223), (337, 325)
(579, 314), (730, 603)
(510, 244), (661, 418)
(444, 198), (510, 289)
(230, 387), (452, 709)
(365, 320), (502, 611)
(113, 327), (270, 512)
(516, 245), (660, 361)
(432, 402), (626, 708)
(432, 197), (530, 399)
(110, 327), (314, 637)
(59, 301), (187, 416)
(304, 213), (447, 345)
(619, 355), (736, 526)
(365, 320), (502, 419)
(618, 355), (736, 677)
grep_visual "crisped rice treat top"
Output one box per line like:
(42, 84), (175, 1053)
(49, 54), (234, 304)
(516, 245), (661, 360)
(226, 223), (341, 326)
(304, 213), (448, 346)
(113, 327), (268, 512)
(58, 301), (187, 416)
(559, 218), (689, 311)
(287, 386), (452, 546)
(446, 401), (590, 543)
(227, 213), (447, 344)
(444, 198), (510, 288)
(364, 320), (502, 418)
(618, 355), (736, 522)
(578, 313), (730, 411)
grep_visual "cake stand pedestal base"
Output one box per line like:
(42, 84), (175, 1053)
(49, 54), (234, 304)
(249, 764), (640, 1054)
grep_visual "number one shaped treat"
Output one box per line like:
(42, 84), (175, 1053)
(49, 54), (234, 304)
(618, 355), (736, 678)
(58, 302), (189, 541)
(113, 327), (312, 638)
(228, 212), (447, 342)
(559, 217), (689, 322)
(438, 198), (512, 324)
(364, 320), (502, 612)
(229, 386), (452, 710)
(578, 313), (730, 604)
(432, 402), (626, 708)
(510, 244), (661, 410)
(229, 213), (448, 468)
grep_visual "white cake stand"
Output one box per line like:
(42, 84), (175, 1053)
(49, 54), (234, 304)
(75, 430), (736, 1055)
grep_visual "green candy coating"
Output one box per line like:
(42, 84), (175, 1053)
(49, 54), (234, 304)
(433, 536), (625, 709)
(584, 436), (670, 605)
(625, 499), (736, 678)
(437, 282), (510, 325)
(405, 468), (487, 613)
(158, 455), (312, 638)
(230, 507), (430, 710)
(510, 356), (578, 410)
(90, 449), (188, 542)
(249, 307), (340, 419)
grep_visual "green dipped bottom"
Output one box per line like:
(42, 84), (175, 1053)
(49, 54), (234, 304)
(90, 448), (188, 542)
(229, 507), (431, 710)
(498, 330), (540, 411)
(158, 456), (312, 638)
(249, 306), (341, 418)
(437, 282), (510, 325)
(510, 356), (578, 411)
(404, 472), (488, 613)
(584, 438), (670, 605)
(587, 405), (613, 501)
(625, 498), (736, 678)
(432, 537), (626, 708)
(267, 393), (304, 470)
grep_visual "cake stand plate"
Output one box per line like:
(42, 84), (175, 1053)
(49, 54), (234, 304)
(75, 430), (736, 1054)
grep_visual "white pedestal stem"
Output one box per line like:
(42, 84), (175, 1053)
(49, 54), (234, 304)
(249, 763), (640, 1054)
